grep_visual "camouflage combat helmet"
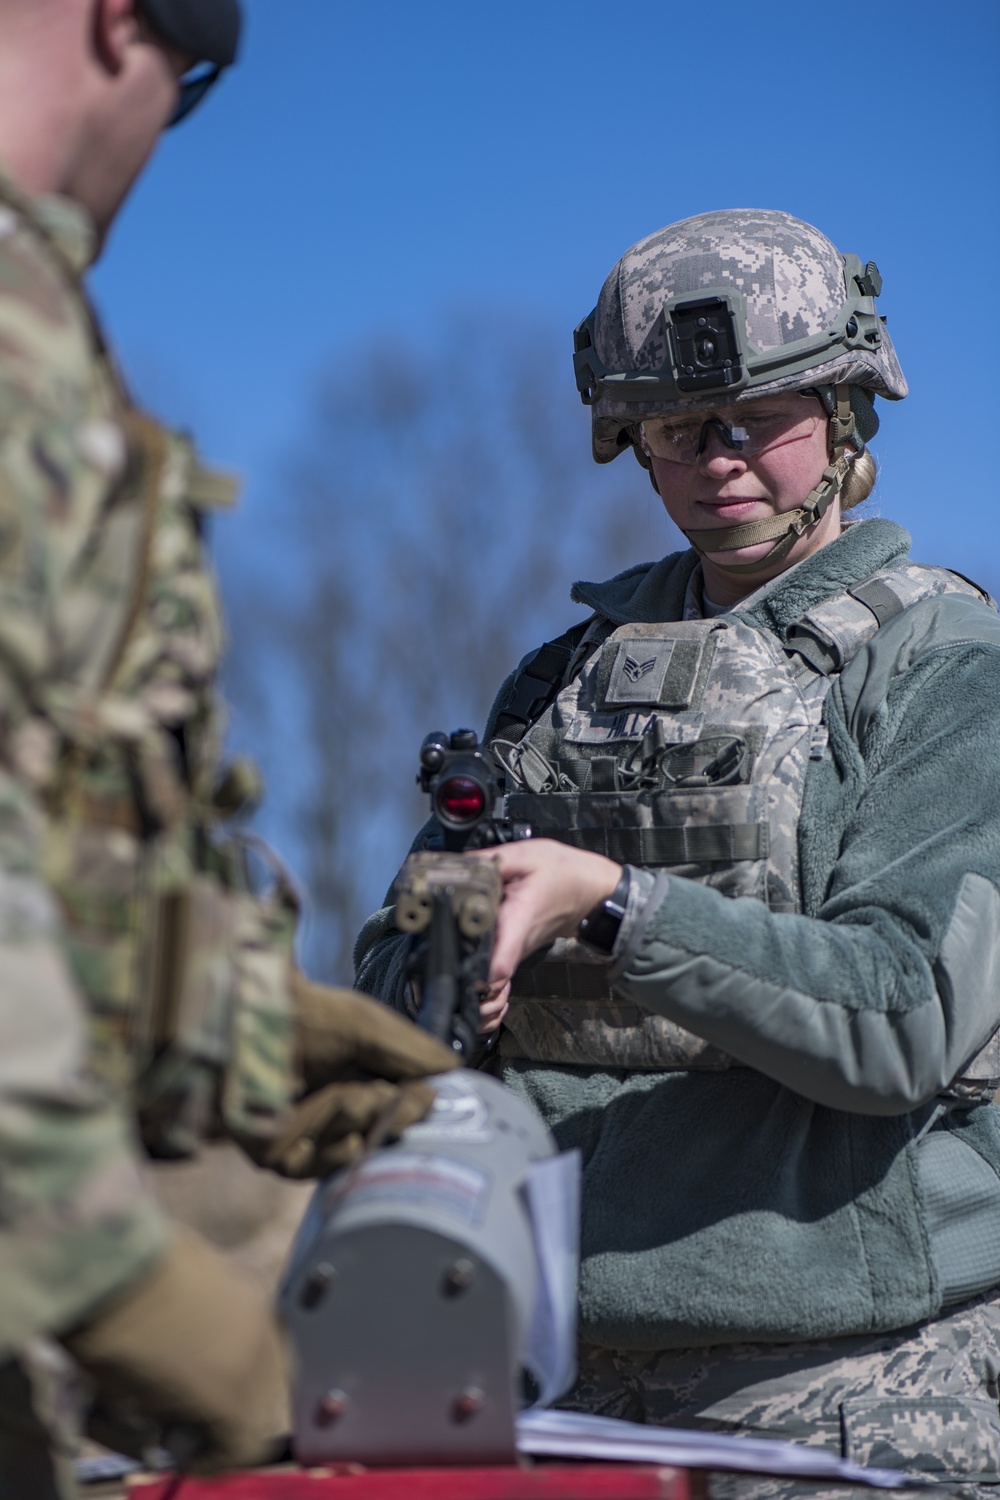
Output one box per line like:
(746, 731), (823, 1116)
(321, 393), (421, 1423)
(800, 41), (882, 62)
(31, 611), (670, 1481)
(573, 209), (908, 571)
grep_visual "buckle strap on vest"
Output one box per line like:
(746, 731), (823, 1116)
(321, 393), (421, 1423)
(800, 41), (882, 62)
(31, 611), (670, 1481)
(782, 562), (993, 685)
(848, 578), (906, 627)
(784, 628), (842, 676)
(784, 571), (908, 679)
(561, 822), (768, 865)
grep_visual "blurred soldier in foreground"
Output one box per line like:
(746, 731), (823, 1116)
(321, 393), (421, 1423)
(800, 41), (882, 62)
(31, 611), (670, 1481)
(0, 1), (456, 1493)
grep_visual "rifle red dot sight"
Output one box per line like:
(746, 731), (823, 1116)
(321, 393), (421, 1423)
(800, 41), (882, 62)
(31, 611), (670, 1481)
(419, 730), (499, 846)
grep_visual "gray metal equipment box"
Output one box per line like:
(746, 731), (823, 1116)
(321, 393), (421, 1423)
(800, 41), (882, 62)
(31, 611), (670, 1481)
(281, 1070), (560, 1467)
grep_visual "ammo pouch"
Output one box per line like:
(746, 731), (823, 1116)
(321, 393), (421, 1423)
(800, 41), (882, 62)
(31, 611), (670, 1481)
(134, 834), (299, 1159)
(0, 229), (302, 1159)
(46, 783), (300, 1160)
(31, 401), (300, 1159)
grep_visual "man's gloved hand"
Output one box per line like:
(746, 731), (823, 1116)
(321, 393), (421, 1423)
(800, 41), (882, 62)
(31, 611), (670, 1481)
(292, 972), (459, 1089)
(246, 974), (460, 1179)
(63, 1230), (287, 1475)
(255, 1076), (437, 1178)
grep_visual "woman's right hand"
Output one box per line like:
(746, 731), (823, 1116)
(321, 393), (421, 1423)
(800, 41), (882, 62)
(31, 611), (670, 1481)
(470, 840), (623, 988)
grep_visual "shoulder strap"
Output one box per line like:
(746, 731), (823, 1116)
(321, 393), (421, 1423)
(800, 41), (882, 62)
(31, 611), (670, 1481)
(783, 562), (996, 683)
(43, 412), (167, 820)
(0, 178), (162, 710)
(100, 411), (169, 693)
(492, 619), (594, 743)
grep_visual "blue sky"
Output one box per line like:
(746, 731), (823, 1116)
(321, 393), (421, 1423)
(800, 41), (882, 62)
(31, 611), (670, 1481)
(79, 0), (1000, 969)
(92, 0), (1000, 587)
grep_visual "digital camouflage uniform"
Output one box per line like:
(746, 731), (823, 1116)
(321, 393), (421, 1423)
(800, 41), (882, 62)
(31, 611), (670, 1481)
(568, 1292), (1000, 1500)
(0, 166), (297, 1484)
(356, 210), (1000, 1494)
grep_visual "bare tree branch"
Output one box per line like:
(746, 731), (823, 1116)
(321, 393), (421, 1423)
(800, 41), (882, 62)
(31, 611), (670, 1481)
(225, 310), (683, 981)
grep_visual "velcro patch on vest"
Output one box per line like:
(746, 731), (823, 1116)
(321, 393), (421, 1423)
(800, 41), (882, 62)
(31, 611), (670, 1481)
(605, 641), (675, 705)
(597, 626), (720, 712)
(563, 710), (705, 746)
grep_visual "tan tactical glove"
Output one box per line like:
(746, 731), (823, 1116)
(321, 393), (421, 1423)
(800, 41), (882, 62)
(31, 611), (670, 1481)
(63, 1230), (287, 1475)
(246, 974), (459, 1179)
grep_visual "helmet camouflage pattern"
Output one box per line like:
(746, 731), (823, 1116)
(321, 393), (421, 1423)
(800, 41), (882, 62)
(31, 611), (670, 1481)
(574, 209), (908, 464)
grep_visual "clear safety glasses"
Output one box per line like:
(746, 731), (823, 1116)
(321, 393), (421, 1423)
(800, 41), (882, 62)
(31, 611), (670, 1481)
(169, 63), (223, 127)
(638, 406), (826, 466)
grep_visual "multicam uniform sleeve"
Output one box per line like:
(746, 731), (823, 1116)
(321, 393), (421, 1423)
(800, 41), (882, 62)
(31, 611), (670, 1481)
(0, 209), (166, 1357)
(611, 609), (1000, 1116)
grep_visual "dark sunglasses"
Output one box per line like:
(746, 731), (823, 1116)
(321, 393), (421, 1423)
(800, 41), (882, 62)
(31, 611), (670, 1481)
(169, 62), (223, 127)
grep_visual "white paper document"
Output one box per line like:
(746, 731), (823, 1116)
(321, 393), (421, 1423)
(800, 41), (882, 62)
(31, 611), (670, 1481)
(515, 1407), (933, 1489)
(79, 1409), (930, 1488)
(521, 1148), (582, 1407)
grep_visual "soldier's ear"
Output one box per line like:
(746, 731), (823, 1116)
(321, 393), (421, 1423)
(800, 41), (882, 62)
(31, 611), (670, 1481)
(91, 0), (141, 75)
(629, 434), (661, 496)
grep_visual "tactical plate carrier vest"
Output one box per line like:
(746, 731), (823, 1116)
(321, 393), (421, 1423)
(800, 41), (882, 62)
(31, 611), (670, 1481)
(0, 177), (298, 1162)
(492, 561), (999, 1095)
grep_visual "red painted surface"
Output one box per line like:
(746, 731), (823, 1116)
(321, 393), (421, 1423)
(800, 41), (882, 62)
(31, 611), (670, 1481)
(129, 1463), (690, 1499)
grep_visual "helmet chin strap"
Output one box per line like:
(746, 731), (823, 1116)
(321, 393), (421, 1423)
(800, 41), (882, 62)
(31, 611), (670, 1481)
(682, 387), (856, 576)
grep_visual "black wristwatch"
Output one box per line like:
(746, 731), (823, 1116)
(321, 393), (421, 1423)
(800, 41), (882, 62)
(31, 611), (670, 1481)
(577, 869), (630, 955)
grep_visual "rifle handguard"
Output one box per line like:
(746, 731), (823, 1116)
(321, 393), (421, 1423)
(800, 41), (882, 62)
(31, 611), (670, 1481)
(395, 852), (501, 938)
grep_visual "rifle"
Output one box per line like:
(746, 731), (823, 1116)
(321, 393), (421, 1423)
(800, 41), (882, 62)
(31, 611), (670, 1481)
(394, 729), (529, 1059)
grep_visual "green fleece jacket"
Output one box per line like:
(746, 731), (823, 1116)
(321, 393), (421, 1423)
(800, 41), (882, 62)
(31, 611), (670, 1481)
(355, 518), (1000, 1349)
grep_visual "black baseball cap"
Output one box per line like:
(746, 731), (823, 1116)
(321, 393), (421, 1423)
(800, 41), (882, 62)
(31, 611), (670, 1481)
(139, 0), (242, 124)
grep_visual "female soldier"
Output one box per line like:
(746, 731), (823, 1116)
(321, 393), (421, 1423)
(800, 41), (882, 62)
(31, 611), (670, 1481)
(356, 210), (1000, 1491)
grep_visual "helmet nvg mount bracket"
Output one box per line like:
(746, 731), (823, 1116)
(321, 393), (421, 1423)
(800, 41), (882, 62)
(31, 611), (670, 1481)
(573, 210), (908, 573)
(574, 254), (889, 412)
